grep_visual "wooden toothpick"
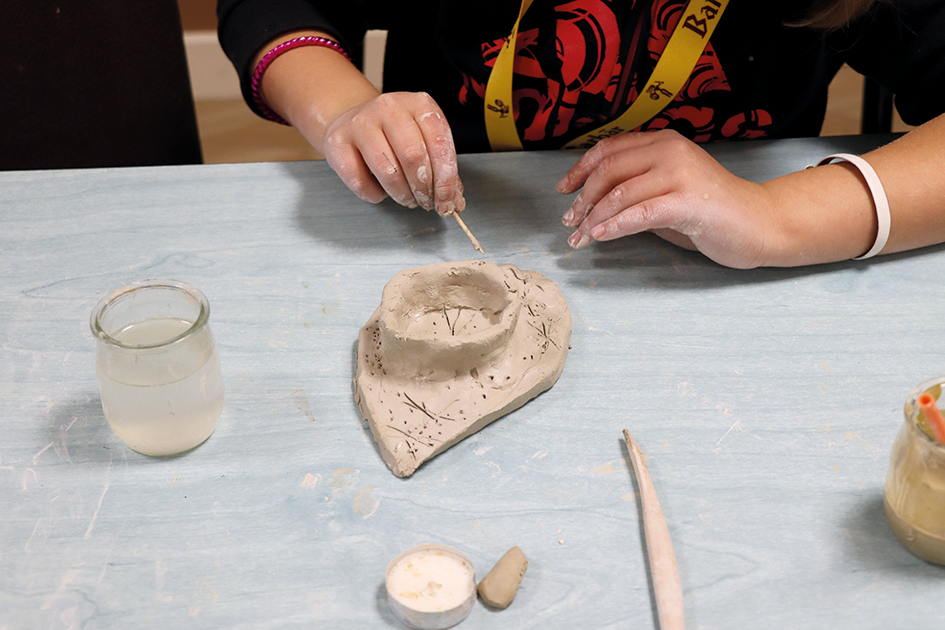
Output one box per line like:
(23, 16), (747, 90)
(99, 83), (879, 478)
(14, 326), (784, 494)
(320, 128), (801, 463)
(451, 213), (484, 254)
(623, 429), (685, 630)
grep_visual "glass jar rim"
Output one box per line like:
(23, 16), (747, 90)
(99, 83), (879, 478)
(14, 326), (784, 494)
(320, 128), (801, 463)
(89, 279), (210, 350)
(904, 375), (945, 450)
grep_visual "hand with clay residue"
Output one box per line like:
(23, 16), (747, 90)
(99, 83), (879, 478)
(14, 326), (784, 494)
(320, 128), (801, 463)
(251, 31), (466, 218)
(323, 92), (466, 217)
(554, 128), (945, 268)
(557, 130), (776, 269)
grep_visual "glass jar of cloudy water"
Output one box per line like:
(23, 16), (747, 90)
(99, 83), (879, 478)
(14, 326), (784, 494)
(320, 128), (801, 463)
(884, 376), (945, 565)
(90, 279), (224, 456)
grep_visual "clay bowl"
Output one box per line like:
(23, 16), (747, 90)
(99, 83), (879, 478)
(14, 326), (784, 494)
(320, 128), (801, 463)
(377, 261), (521, 380)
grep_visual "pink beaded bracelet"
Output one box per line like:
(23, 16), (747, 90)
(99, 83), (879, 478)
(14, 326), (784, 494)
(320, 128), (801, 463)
(250, 36), (352, 125)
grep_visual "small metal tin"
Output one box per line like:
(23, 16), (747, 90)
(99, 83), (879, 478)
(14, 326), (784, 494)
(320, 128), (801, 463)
(386, 543), (477, 630)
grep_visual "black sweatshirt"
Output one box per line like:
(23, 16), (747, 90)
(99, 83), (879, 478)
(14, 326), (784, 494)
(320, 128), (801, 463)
(218, 0), (945, 152)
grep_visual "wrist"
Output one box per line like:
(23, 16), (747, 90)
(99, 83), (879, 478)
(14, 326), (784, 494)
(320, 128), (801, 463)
(813, 154), (890, 260)
(252, 33), (353, 125)
(254, 33), (380, 153)
(761, 163), (878, 266)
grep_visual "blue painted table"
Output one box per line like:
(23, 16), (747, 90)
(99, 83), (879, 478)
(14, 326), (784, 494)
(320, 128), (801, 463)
(2, 135), (943, 629)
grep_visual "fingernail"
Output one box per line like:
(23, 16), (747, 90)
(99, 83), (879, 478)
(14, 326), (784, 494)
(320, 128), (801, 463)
(568, 231), (591, 249)
(437, 200), (455, 217)
(562, 209), (575, 225)
(556, 181), (570, 194)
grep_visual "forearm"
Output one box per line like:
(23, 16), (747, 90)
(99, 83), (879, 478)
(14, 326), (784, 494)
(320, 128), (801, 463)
(254, 30), (380, 154)
(762, 113), (945, 266)
(864, 113), (945, 254)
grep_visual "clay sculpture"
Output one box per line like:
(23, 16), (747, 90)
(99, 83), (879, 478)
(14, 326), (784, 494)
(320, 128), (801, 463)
(354, 260), (571, 477)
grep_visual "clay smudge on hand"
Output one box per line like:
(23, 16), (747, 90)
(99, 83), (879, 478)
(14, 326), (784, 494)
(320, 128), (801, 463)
(413, 164), (434, 210)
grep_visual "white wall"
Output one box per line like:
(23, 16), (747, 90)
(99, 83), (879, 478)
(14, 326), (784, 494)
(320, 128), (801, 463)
(184, 30), (387, 100)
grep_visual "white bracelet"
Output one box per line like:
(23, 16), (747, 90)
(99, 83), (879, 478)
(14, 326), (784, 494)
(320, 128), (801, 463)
(815, 153), (891, 260)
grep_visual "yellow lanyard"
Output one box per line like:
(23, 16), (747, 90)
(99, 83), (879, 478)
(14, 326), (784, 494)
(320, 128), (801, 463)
(484, 0), (729, 151)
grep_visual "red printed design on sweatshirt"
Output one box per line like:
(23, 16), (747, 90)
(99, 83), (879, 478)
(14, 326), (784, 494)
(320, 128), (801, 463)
(461, 0), (771, 143)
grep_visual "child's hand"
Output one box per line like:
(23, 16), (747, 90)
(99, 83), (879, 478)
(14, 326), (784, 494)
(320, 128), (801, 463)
(557, 130), (778, 268)
(321, 92), (465, 217)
